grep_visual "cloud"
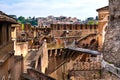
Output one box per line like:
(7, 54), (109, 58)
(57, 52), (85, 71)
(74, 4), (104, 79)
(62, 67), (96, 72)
(0, 0), (108, 20)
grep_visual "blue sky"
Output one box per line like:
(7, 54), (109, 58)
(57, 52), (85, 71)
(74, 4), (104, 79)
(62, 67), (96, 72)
(0, 0), (108, 20)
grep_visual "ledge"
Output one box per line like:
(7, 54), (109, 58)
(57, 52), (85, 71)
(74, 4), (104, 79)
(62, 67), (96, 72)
(0, 50), (14, 66)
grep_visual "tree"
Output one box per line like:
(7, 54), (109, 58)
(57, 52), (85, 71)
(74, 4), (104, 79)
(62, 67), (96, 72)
(17, 16), (38, 26)
(87, 20), (94, 25)
(18, 16), (25, 23)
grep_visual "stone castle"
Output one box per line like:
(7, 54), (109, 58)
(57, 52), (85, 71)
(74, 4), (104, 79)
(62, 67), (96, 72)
(1, 0), (120, 79)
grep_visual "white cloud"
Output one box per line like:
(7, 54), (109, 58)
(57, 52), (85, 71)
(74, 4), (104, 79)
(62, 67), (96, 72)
(0, 0), (108, 20)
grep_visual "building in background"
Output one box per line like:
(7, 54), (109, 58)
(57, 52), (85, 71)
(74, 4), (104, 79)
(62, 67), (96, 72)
(96, 6), (109, 50)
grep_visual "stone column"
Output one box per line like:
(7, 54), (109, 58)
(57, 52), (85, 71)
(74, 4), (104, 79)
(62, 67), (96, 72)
(103, 0), (120, 67)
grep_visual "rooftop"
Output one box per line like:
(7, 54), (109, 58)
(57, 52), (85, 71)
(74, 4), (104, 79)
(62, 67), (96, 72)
(0, 11), (17, 23)
(96, 6), (109, 12)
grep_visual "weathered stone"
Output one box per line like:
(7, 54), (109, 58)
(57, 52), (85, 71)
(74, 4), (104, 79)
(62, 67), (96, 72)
(103, 0), (120, 67)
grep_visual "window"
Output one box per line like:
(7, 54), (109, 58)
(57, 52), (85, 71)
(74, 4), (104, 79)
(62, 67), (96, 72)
(101, 15), (104, 19)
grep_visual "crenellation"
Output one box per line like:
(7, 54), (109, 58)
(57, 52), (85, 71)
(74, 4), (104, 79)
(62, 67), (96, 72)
(1, 0), (120, 80)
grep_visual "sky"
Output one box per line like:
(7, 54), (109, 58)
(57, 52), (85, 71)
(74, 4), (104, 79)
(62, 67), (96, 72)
(0, 0), (108, 20)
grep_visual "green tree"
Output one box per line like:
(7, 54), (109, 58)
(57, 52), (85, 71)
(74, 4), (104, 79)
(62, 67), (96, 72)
(17, 16), (38, 26)
(87, 20), (94, 25)
(18, 16), (25, 23)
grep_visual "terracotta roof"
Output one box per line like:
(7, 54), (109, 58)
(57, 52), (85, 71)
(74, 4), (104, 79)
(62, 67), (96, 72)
(0, 11), (17, 23)
(96, 6), (109, 12)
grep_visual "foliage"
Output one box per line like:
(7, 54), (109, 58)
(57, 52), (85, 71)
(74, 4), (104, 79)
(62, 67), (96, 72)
(87, 20), (98, 25)
(17, 16), (38, 26)
(85, 17), (98, 25)
(87, 20), (94, 25)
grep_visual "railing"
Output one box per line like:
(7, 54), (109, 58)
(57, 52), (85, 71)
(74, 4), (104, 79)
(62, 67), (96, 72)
(73, 62), (101, 71)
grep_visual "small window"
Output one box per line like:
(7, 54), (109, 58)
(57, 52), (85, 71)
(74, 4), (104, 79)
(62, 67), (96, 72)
(101, 15), (104, 19)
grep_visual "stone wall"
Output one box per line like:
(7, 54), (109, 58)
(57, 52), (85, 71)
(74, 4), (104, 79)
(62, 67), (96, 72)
(13, 56), (23, 80)
(103, 0), (120, 67)
(51, 24), (98, 38)
(15, 42), (28, 57)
